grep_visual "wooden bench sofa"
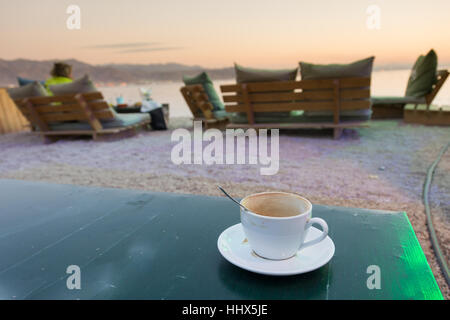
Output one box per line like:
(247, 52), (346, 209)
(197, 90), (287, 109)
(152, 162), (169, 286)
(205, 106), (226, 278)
(13, 92), (150, 141)
(220, 76), (372, 139)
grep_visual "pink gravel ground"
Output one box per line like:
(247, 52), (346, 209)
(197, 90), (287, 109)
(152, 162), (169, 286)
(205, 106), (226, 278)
(0, 118), (449, 298)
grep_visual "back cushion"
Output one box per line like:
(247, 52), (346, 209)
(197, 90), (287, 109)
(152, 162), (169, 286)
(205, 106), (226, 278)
(299, 57), (374, 117)
(50, 74), (116, 120)
(50, 74), (97, 95)
(7, 81), (49, 100)
(17, 77), (46, 87)
(234, 64), (298, 120)
(300, 57), (374, 80)
(235, 63), (298, 83)
(183, 72), (224, 111)
(405, 49), (438, 98)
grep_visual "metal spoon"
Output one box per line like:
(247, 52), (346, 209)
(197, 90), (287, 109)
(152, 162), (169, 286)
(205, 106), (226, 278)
(218, 186), (249, 212)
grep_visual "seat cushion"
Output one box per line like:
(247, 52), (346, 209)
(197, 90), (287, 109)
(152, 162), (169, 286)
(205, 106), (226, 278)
(302, 109), (372, 121)
(229, 110), (371, 124)
(299, 57), (375, 80)
(7, 81), (49, 100)
(49, 113), (150, 131)
(234, 63), (298, 83)
(183, 72), (224, 111)
(230, 112), (304, 124)
(371, 96), (426, 105)
(212, 110), (231, 120)
(405, 49), (438, 98)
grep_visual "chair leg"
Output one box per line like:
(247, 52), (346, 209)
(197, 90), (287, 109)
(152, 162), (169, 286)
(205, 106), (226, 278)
(333, 128), (343, 140)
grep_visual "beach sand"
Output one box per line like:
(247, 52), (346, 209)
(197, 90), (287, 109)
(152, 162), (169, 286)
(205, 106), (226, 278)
(0, 118), (449, 299)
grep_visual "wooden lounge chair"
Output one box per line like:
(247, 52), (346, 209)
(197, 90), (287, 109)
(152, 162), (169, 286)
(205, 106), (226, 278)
(13, 92), (150, 141)
(180, 84), (229, 129)
(371, 69), (449, 119)
(220, 77), (372, 139)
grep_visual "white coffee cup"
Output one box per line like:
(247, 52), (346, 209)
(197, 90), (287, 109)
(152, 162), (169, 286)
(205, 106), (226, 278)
(240, 192), (329, 260)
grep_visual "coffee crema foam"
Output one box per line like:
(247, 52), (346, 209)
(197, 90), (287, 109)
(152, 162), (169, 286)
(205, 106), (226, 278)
(241, 192), (310, 217)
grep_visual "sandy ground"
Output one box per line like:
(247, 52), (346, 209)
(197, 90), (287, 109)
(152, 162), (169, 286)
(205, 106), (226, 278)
(0, 118), (449, 299)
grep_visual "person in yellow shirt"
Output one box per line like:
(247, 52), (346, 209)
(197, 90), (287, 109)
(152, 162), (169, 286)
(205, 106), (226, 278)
(45, 62), (73, 95)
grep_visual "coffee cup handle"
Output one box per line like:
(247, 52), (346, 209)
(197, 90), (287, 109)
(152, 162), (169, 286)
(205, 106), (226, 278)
(299, 218), (329, 250)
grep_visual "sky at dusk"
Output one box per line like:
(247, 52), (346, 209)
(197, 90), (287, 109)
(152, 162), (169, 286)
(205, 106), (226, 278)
(1, 0), (450, 68)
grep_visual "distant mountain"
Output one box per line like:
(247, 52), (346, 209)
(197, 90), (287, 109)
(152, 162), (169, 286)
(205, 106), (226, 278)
(2, 58), (447, 87)
(0, 59), (234, 86)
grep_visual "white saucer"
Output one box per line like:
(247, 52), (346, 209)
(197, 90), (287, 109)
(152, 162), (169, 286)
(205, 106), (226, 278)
(217, 223), (335, 276)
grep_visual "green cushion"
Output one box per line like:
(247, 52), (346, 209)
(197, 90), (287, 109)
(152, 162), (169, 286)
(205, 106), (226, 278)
(230, 112), (300, 124)
(405, 49), (438, 98)
(230, 110), (371, 124)
(300, 57), (375, 80)
(298, 57), (374, 119)
(183, 72), (224, 111)
(371, 96), (426, 105)
(233, 64), (298, 119)
(7, 81), (49, 100)
(234, 63), (298, 83)
(300, 109), (372, 119)
(49, 113), (150, 131)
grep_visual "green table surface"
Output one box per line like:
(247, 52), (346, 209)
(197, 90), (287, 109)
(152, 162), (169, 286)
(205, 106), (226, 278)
(0, 179), (442, 300)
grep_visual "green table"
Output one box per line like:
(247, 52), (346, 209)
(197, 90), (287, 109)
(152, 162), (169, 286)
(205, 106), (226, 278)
(0, 179), (442, 300)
